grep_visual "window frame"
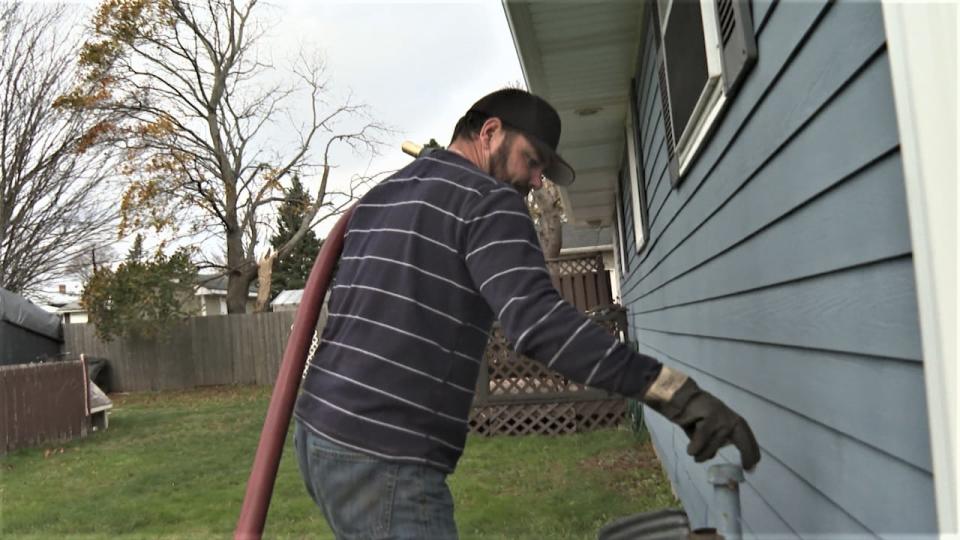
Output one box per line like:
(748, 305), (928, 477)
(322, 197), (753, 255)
(613, 165), (630, 276)
(626, 82), (650, 255)
(657, 0), (746, 183)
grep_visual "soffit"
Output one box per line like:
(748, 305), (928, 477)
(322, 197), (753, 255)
(504, 1), (646, 225)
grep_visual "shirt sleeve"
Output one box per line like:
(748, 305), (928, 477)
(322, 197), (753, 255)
(462, 186), (662, 398)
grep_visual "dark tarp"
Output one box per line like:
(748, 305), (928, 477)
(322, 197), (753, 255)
(0, 287), (63, 366)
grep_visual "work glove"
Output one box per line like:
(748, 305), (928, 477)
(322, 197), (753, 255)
(642, 365), (761, 470)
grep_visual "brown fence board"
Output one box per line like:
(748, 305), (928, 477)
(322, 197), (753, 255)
(0, 361), (88, 454)
(262, 313), (275, 385)
(191, 317), (208, 386)
(267, 312), (283, 384)
(63, 311), (305, 392)
(546, 253), (612, 312)
(271, 312), (295, 384)
(241, 315), (254, 383)
(272, 312), (285, 382)
(255, 314), (270, 385)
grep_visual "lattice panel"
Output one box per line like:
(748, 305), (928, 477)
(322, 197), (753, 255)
(483, 328), (583, 397)
(469, 402), (577, 436)
(551, 255), (604, 276)
(574, 400), (627, 431)
(546, 254), (605, 277)
(469, 400), (626, 436)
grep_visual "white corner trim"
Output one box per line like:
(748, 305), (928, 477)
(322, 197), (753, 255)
(882, 2), (958, 534)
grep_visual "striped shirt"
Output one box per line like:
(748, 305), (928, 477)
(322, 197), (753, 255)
(294, 150), (662, 472)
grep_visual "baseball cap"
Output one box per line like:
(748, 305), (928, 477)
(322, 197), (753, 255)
(467, 88), (576, 186)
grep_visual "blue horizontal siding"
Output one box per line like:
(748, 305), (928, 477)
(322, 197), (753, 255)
(619, 0), (934, 535)
(639, 329), (930, 471)
(634, 258), (922, 361)
(633, 151), (910, 312)
(640, 340), (935, 534)
(625, 50), (904, 302)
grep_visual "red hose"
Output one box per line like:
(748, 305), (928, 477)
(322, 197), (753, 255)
(234, 206), (355, 540)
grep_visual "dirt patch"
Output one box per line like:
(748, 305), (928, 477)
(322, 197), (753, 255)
(579, 439), (662, 474)
(578, 438), (678, 507)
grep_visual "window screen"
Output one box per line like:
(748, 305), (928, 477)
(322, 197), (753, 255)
(662, 0), (709, 141)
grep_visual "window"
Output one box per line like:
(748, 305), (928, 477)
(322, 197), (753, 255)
(613, 91), (651, 278)
(624, 103), (648, 255)
(656, 0), (757, 184)
(614, 164), (630, 276)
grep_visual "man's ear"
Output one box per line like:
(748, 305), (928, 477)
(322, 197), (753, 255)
(478, 117), (502, 148)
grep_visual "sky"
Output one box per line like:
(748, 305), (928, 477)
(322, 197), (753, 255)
(261, 0), (526, 233)
(41, 0), (526, 294)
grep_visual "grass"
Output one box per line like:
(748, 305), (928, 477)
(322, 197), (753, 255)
(0, 385), (677, 539)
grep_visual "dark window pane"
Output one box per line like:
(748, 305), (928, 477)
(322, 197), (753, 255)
(663, 0), (708, 140)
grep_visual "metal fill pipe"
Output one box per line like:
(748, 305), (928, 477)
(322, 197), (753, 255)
(234, 206), (356, 540)
(708, 464), (745, 540)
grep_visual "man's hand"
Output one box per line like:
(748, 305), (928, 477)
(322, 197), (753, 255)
(642, 366), (761, 470)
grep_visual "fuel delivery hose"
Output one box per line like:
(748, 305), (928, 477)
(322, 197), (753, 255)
(234, 205), (354, 540)
(234, 142), (429, 540)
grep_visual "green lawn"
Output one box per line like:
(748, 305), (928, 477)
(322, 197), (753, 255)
(0, 386), (677, 539)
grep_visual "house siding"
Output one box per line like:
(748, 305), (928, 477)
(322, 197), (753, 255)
(620, 0), (935, 536)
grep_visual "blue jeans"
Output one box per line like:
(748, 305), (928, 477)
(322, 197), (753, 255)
(294, 420), (459, 540)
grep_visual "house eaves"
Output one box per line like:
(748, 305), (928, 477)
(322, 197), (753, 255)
(503, 0), (647, 226)
(195, 287), (257, 299)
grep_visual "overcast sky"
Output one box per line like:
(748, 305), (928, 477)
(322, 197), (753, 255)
(40, 0), (525, 290)
(263, 0), (526, 233)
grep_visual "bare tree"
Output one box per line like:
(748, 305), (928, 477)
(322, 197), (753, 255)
(62, 244), (119, 286)
(0, 2), (119, 297)
(528, 181), (564, 258)
(62, 0), (387, 312)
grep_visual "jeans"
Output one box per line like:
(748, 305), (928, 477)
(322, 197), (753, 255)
(294, 420), (459, 540)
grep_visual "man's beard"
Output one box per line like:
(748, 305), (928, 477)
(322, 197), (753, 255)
(489, 134), (532, 198)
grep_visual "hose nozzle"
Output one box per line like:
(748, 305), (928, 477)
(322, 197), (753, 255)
(401, 140), (423, 158)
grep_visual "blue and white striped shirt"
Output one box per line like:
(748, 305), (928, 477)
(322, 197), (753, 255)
(294, 150), (662, 472)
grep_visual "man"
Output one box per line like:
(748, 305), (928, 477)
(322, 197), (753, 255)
(293, 88), (760, 539)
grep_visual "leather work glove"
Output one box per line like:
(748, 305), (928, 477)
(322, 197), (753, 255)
(642, 365), (761, 470)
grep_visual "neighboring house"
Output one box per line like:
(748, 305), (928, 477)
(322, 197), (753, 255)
(193, 274), (258, 316)
(271, 289), (304, 312)
(49, 274), (259, 323)
(559, 222), (620, 302)
(505, 0), (954, 536)
(57, 301), (88, 325)
(270, 290), (333, 327)
(38, 285), (89, 324)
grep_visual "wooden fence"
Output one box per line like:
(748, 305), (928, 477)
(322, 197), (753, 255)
(468, 322), (628, 436)
(469, 250), (629, 436)
(546, 254), (613, 312)
(1, 360), (89, 454)
(63, 311), (301, 392)
(61, 252), (625, 436)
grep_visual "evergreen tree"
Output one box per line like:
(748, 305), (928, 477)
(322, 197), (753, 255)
(81, 245), (197, 342)
(269, 176), (323, 298)
(126, 233), (145, 263)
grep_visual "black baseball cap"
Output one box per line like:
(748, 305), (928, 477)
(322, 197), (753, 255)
(467, 88), (576, 186)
